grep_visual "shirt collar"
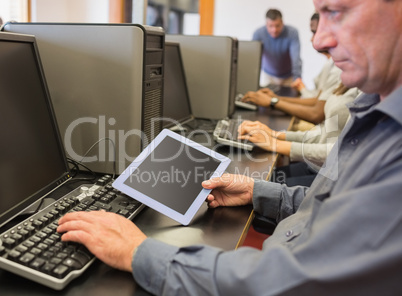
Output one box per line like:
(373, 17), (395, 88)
(375, 85), (402, 126)
(347, 85), (402, 127)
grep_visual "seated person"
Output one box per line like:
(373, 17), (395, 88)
(291, 13), (333, 99)
(238, 83), (361, 186)
(242, 13), (342, 125)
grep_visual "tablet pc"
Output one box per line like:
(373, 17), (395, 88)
(112, 129), (231, 225)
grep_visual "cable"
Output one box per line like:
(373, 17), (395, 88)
(76, 137), (117, 180)
(66, 158), (97, 183)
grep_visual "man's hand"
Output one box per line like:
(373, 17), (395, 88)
(259, 88), (276, 97)
(202, 174), (254, 208)
(241, 90), (271, 107)
(58, 211), (146, 272)
(290, 78), (305, 91)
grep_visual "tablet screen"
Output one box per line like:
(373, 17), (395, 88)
(113, 129), (231, 225)
(123, 135), (220, 215)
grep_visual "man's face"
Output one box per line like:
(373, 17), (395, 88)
(266, 18), (284, 38)
(313, 0), (402, 96)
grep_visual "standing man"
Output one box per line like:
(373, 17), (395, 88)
(252, 9), (302, 87)
(58, 0), (402, 295)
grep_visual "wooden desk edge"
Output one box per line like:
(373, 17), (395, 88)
(235, 116), (296, 249)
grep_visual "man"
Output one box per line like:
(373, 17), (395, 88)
(252, 9), (302, 87)
(58, 1), (402, 295)
(243, 12), (342, 125)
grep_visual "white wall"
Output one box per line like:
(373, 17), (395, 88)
(183, 13), (200, 35)
(30, 0), (109, 23)
(0, 0), (28, 23)
(213, 0), (326, 89)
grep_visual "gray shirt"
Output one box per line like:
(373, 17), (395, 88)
(132, 86), (402, 295)
(252, 25), (302, 80)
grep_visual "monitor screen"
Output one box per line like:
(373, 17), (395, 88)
(0, 33), (70, 227)
(236, 40), (262, 94)
(162, 42), (193, 128)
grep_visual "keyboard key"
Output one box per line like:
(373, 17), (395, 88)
(63, 246), (76, 255)
(71, 251), (91, 266)
(56, 205), (67, 213)
(37, 243), (49, 251)
(45, 213), (55, 220)
(50, 257), (62, 265)
(15, 245), (29, 253)
(52, 264), (70, 279)
(30, 257), (46, 270)
(81, 198), (95, 206)
(41, 262), (56, 274)
(30, 247), (42, 256)
(3, 237), (17, 249)
(42, 227), (54, 235)
(44, 238), (55, 246)
(19, 252), (35, 265)
(22, 240), (35, 249)
(32, 220), (43, 229)
(7, 249), (21, 261)
(36, 231), (48, 239)
(63, 258), (83, 269)
(23, 225), (35, 235)
(39, 217), (49, 225)
(42, 251), (54, 259)
(0, 245), (6, 256)
(17, 229), (29, 239)
(29, 236), (41, 244)
(10, 233), (23, 244)
(49, 210), (59, 216)
(56, 252), (69, 260)
(117, 209), (130, 217)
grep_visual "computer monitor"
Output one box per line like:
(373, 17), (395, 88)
(166, 34), (238, 120)
(0, 32), (71, 228)
(162, 42), (194, 129)
(3, 23), (165, 174)
(237, 40), (262, 94)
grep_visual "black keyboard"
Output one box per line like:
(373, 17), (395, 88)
(0, 175), (144, 290)
(213, 119), (254, 151)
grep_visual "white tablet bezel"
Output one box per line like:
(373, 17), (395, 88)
(112, 129), (231, 225)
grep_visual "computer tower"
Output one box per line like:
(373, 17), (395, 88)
(237, 40), (262, 94)
(3, 23), (164, 175)
(166, 34), (238, 120)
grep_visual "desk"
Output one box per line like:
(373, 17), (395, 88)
(0, 107), (292, 296)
